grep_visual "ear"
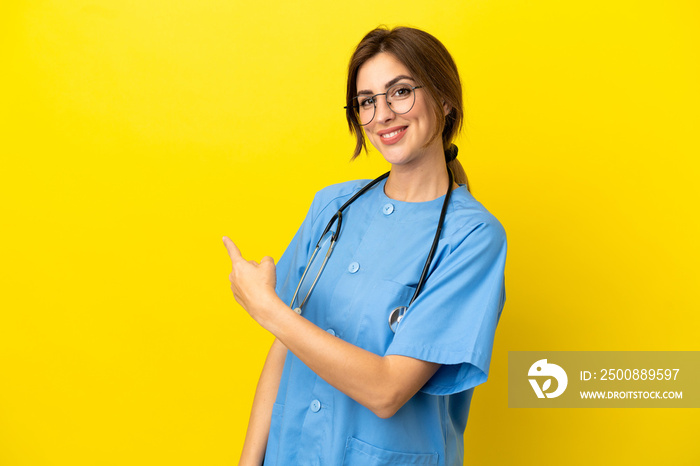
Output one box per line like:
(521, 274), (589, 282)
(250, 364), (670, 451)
(442, 100), (451, 116)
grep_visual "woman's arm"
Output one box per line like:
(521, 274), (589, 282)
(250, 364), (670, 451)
(224, 238), (440, 419)
(267, 301), (439, 418)
(239, 338), (287, 466)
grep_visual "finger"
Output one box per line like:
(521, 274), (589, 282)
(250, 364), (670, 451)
(261, 256), (275, 266)
(222, 236), (244, 263)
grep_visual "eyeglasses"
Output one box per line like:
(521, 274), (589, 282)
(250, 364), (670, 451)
(345, 83), (423, 126)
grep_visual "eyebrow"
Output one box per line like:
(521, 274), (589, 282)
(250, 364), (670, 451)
(357, 75), (415, 95)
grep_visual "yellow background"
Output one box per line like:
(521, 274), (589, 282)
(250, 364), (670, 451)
(1, 1), (698, 465)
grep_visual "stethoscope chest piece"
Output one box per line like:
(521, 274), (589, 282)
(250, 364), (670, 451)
(389, 306), (408, 333)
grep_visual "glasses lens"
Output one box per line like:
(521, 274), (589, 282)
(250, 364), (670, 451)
(386, 83), (416, 115)
(355, 95), (375, 125)
(352, 84), (417, 126)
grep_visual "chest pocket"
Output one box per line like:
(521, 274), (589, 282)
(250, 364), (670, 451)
(342, 437), (438, 465)
(346, 280), (415, 354)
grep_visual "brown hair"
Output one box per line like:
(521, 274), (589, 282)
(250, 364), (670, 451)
(346, 26), (469, 188)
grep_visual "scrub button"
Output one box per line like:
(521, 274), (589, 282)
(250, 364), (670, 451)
(348, 262), (360, 273)
(326, 328), (336, 336)
(293, 307), (302, 315)
(382, 203), (395, 215)
(310, 399), (321, 412)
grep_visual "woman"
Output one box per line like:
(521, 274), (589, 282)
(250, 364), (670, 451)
(225, 26), (507, 466)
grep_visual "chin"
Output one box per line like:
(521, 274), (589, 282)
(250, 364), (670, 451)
(379, 145), (423, 166)
(383, 155), (412, 166)
(371, 141), (407, 162)
(379, 150), (409, 165)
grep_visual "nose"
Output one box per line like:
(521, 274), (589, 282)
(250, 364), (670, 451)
(373, 94), (395, 124)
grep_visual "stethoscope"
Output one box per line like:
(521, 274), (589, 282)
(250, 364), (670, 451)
(290, 168), (454, 333)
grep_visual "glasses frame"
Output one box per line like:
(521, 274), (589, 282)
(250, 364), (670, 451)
(345, 84), (423, 126)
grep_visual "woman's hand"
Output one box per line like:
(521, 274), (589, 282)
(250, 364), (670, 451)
(223, 236), (281, 326)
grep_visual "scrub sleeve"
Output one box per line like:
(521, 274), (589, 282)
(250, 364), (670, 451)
(385, 220), (507, 395)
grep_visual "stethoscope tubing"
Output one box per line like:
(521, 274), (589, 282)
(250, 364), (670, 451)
(290, 174), (389, 310)
(410, 167), (454, 305)
(289, 168), (453, 317)
(296, 237), (336, 311)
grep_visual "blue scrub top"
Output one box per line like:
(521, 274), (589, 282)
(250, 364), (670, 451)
(264, 178), (507, 466)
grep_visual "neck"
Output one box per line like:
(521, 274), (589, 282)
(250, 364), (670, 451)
(384, 147), (456, 202)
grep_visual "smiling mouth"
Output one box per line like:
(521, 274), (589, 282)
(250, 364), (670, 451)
(380, 127), (407, 139)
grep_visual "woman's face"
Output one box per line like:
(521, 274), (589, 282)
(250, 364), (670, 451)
(355, 53), (442, 166)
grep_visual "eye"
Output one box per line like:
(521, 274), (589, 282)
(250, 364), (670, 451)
(358, 96), (375, 109)
(391, 85), (413, 99)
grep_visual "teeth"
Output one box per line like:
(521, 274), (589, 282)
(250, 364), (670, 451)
(381, 128), (405, 139)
